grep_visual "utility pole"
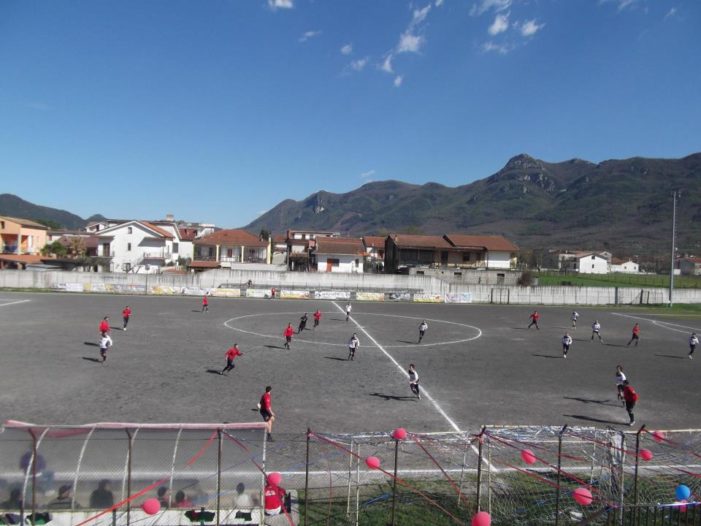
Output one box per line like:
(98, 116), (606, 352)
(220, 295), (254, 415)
(669, 190), (677, 307)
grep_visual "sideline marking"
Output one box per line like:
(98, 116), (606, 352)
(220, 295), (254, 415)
(332, 302), (462, 433)
(0, 299), (31, 308)
(613, 313), (700, 335)
(223, 312), (481, 349)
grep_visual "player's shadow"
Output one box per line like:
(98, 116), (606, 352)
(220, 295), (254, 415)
(191, 309), (203, 313)
(82, 357), (102, 363)
(396, 340), (418, 345)
(369, 392), (417, 402)
(83, 342), (99, 347)
(206, 369), (223, 375)
(655, 354), (687, 360)
(532, 353), (561, 359)
(264, 344), (286, 350)
(323, 356), (348, 362)
(563, 414), (624, 425)
(110, 325), (121, 331)
(564, 396), (620, 407)
(605, 343), (627, 348)
(512, 327), (530, 330)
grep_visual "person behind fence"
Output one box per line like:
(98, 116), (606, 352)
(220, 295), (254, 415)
(264, 476), (290, 516)
(234, 483), (253, 509)
(174, 490), (193, 509)
(89, 479), (114, 509)
(1, 488), (23, 510)
(157, 486), (170, 509)
(49, 484), (81, 509)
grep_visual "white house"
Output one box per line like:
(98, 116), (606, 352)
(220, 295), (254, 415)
(314, 237), (364, 273)
(95, 221), (178, 273)
(576, 253), (609, 274)
(191, 229), (268, 270)
(444, 234), (519, 270)
(610, 258), (639, 274)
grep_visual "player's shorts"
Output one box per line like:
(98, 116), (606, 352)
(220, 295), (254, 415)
(286, 336), (292, 342)
(260, 409), (272, 421)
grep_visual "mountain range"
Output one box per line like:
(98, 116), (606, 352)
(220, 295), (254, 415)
(0, 194), (103, 230)
(245, 153), (701, 257)
(2, 152), (699, 257)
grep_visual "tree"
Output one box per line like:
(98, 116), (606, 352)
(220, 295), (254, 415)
(259, 229), (271, 242)
(40, 241), (67, 257)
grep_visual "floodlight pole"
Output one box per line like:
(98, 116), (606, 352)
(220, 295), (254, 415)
(669, 190), (678, 307)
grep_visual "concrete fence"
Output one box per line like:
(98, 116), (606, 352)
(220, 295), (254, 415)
(1, 269), (699, 305)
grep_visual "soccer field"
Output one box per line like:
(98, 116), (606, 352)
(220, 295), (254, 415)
(1, 292), (700, 434)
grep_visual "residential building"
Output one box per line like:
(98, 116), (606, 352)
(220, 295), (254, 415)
(286, 229), (339, 271)
(95, 220), (178, 273)
(575, 253), (610, 274)
(610, 258), (639, 274)
(0, 216), (48, 255)
(384, 233), (519, 273)
(315, 237), (365, 273)
(679, 257), (701, 276)
(191, 229), (268, 271)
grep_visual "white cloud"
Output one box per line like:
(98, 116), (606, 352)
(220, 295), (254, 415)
(267, 0), (293, 10)
(380, 54), (394, 74)
(350, 57), (369, 71)
(412, 5), (432, 25)
(599, 0), (641, 11)
(664, 7), (677, 19)
(435, 0), (444, 6)
(360, 170), (376, 179)
(397, 31), (425, 53)
(394, 75), (403, 87)
(299, 30), (321, 43)
(488, 13), (509, 35)
(481, 41), (512, 54)
(340, 43), (353, 55)
(470, 0), (511, 16)
(519, 19), (544, 37)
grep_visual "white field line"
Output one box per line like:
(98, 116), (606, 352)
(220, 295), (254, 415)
(0, 299), (31, 308)
(331, 302), (494, 471)
(613, 312), (701, 334)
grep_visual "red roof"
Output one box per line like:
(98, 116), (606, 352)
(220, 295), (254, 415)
(390, 234), (452, 249)
(445, 234), (518, 252)
(315, 237), (365, 256)
(178, 228), (197, 241)
(141, 221), (175, 239)
(194, 229), (267, 247)
(362, 236), (386, 249)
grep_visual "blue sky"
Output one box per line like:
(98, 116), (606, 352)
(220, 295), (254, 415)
(1, 0), (699, 228)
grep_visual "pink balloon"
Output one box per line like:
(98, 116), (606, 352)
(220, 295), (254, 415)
(142, 498), (161, 515)
(267, 472), (282, 486)
(652, 430), (666, 443)
(679, 499), (688, 513)
(520, 449), (537, 465)
(471, 511), (491, 526)
(573, 487), (593, 506)
(392, 428), (407, 441)
(365, 456), (381, 470)
(639, 449), (653, 461)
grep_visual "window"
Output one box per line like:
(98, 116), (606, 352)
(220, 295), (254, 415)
(0, 221), (4, 228)
(227, 248), (233, 258)
(463, 253), (471, 262)
(127, 243), (132, 251)
(127, 226), (132, 234)
(172, 243), (179, 254)
(592, 264), (595, 269)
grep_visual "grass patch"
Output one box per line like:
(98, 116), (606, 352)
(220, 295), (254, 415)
(536, 272), (701, 289)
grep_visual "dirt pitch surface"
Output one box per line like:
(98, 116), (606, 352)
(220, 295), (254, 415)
(1, 292), (700, 434)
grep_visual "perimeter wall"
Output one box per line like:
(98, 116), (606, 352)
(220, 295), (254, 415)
(1, 269), (699, 305)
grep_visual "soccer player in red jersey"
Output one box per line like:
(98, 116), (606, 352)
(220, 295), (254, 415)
(313, 309), (322, 328)
(283, 323), (294, 349)
(627, 323), (640, 347)
(201, 295), (208, 312)
(220, 344), (243, 375)
(259, 386), (275, 441)
(527, 310), (540, 330)
(99, 316), (110, 336)
(122, 306), (132, 331)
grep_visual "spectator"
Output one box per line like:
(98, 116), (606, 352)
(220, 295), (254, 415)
(48, 485), (81, 510)
(234, 483), (253, 509)
(173, 490), (193, 509)
(157, 486), (170, 509)
(89, 480), (114, 509)
(1, 488), (23, 510)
